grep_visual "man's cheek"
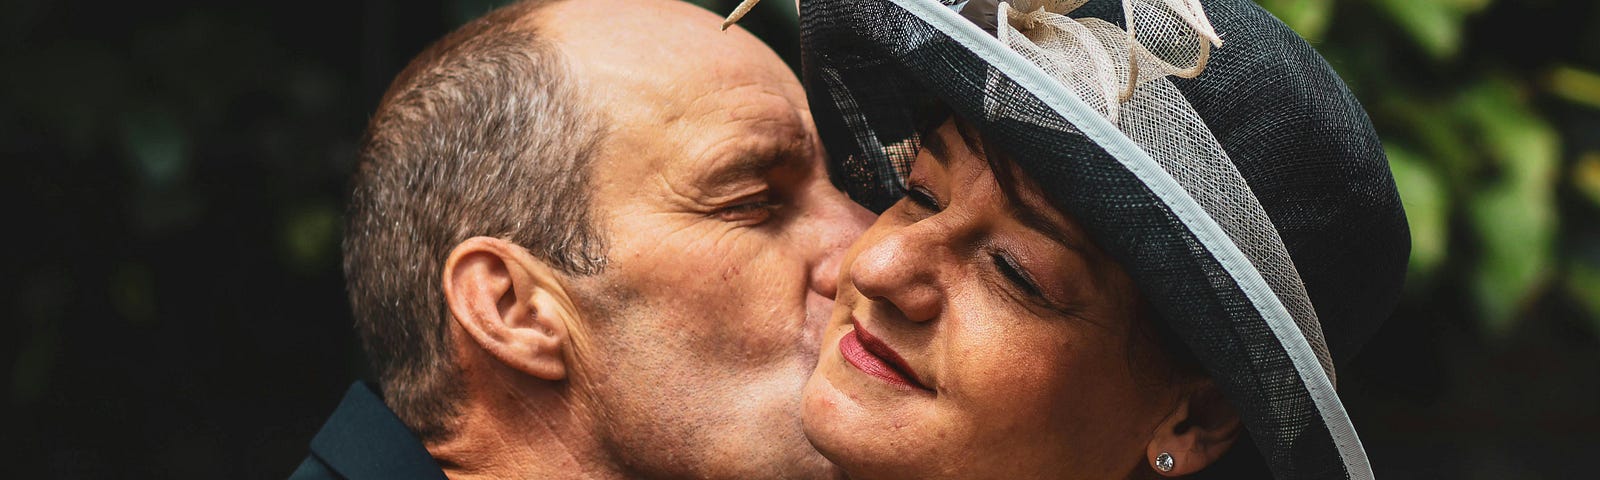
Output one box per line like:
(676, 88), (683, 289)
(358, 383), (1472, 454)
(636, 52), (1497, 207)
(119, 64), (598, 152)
(655, 219), (766, 255)
(613, 222), (756, 275)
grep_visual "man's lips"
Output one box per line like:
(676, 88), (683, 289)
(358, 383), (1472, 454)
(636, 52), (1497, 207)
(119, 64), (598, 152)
(838, 321), (930, 391)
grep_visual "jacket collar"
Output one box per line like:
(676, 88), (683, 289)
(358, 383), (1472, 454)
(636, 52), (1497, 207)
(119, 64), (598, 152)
(309, 382), (448, 480)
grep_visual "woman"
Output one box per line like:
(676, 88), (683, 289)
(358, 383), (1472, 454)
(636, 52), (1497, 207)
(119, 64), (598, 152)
(787, 0), (1409, 478)
(804, 113), (1242, 478)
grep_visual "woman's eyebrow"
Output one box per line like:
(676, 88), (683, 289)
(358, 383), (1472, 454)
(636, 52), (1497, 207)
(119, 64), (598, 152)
(951, 117), (987, 159)
(1014, 206), (1085, 254)
(920, 116), (1084, 252)
(917, 117), (986, 168)
(918, 123), (951, 163)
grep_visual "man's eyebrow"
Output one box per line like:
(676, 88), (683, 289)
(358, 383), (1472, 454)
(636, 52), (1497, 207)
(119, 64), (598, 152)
(698, 146), (794, 190)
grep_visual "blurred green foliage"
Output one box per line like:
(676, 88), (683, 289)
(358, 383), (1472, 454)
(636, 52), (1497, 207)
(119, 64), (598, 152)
(3, 1), (1591, 477)
(1254, 0), (1600, 336)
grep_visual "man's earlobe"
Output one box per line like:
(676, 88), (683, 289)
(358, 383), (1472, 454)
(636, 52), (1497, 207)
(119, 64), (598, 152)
(1145, 381), (1243, 477)
(442, 236), (574, 381)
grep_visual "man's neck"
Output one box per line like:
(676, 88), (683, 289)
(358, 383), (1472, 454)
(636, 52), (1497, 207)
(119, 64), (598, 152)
(426, 368), (625, 480)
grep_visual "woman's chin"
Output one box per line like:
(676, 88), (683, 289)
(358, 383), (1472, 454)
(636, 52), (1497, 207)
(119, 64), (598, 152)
(801, 346), (852, 453)
(802, 352), (936, 479)
(800, 362), (844, 455)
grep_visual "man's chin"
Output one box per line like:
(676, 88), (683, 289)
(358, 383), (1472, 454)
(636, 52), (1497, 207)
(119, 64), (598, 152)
(737, 397), (844, 480)
(791, 445), (849, 480)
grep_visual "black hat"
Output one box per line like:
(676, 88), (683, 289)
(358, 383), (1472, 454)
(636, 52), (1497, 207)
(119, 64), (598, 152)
(797, 0), (1410, 478)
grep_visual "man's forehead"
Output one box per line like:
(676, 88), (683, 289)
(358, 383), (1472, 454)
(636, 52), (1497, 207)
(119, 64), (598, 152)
(534, 0), (811, 176)
(537, 0), (795, 97)
(599, 86), (813, 189)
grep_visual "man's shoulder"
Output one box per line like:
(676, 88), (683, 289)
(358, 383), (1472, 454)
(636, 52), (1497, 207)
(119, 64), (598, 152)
(288, 454), (339, 480)
(291, 382), (447, 480)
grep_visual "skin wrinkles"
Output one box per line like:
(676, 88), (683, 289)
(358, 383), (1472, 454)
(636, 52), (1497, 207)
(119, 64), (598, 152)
(638, 85), (813, 217)
(670, 106), (814, 203)
(488, 369), (585, 475)
(621, 104), (814, 256)
(622, 92), (821, 279)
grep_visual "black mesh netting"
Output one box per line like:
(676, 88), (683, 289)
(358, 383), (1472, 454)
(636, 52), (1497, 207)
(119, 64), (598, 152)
(799, 0), (1409, 478)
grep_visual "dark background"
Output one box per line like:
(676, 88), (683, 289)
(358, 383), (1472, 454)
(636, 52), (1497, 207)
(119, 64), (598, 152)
(4, 0), (1596, 478)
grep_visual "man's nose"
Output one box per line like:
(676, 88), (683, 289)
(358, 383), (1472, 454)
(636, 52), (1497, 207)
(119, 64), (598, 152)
(846, 220), (943, 323)
(806, 185), (875, 299)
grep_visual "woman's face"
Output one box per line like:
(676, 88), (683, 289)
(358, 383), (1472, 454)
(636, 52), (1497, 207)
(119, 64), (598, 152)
(802, 119), (1186, 479)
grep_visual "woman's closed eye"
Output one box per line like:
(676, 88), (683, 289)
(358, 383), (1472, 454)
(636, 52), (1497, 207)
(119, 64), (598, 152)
(905, 184), (941, 212)
(991, 251), (1045, 299)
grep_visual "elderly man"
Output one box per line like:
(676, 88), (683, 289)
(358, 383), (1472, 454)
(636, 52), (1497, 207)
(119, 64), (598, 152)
(290, 0), (871, 478)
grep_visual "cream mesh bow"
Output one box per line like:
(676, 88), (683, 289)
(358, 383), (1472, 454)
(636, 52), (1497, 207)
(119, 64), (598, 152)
(998, 0), (1221, 106)
(723, 0), (1221, 101)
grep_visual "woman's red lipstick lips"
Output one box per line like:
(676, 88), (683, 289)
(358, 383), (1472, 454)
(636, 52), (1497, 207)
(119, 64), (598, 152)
(839, 321), (930, 391)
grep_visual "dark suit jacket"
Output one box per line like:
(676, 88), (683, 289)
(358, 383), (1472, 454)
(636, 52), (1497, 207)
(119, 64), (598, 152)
(289, 382), (448, 480)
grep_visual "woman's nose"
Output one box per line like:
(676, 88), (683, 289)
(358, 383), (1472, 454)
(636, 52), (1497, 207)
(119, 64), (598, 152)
(847, 225), (944, 323)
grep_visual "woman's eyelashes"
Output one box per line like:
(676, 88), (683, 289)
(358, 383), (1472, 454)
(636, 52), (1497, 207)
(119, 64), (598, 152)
(905, 184), (941, 212)
(991, 252), (1045, 299)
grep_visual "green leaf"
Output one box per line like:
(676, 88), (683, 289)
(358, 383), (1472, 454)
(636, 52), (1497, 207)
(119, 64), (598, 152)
(1380, 96), (1476, 189)
(1386, 144), (1450, 279)
(1576, 152), (1600, 208)
(1255, 0), (1335, 40)
(1548, 66), (1600, 111)
(1458, 79), (1561, 334)
(1371, 0), (1467, 60)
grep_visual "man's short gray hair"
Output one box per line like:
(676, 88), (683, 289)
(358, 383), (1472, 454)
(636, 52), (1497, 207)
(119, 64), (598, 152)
(342, 0), (604, 442)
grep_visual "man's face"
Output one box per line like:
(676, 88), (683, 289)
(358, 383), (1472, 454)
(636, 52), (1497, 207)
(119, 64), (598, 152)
(545, 1), (871, 477)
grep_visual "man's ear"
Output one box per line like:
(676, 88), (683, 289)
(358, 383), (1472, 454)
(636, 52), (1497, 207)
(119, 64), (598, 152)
(442, 236), (574, 381)
(1146, 380), (1243, 477)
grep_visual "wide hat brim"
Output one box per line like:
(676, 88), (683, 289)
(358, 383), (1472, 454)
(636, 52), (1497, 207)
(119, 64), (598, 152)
(799, 0), (1410, 478)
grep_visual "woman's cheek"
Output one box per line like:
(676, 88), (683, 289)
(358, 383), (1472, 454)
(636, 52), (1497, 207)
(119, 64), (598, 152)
(945, 305), (1075, 419)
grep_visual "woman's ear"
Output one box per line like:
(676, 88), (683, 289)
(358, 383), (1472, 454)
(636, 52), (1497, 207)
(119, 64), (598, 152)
(441, 236), (574, 381)
(1146, 380), (1243, 477)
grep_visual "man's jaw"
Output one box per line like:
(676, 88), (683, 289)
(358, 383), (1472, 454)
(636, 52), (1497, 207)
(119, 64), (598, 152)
(801, 290), (837, 362)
